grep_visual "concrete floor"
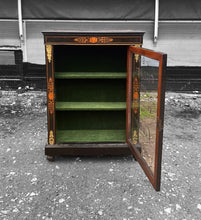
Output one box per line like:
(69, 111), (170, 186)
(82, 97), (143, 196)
(0, 91), (201, 219)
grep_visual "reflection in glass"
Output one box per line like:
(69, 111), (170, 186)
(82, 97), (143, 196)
(131, 55), (159, 174)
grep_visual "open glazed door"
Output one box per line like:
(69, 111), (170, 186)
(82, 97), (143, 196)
(126, 46), (167, 191)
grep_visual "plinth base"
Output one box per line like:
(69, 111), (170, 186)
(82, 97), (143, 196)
(45, 143), (131, 160)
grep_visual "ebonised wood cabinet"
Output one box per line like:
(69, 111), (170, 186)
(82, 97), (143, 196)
(43, 31), (167, 191)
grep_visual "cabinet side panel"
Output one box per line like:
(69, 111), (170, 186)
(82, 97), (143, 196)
(46, 45), (56, 145)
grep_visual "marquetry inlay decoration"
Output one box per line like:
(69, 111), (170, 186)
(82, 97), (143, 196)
(132, 130), (138, 144)
(133, 78), (140, 92)
(133, 44), (142, 48)
(49, 130), (54, 145)
(135, 54), (140, 63)
(132, 74), (140, 144)
(48, 77), (54, 114)
(74, 37), (113, 44)
(46, 45), (52, 63)
(133, 100), (139, 114)
(133, 78), (140, 114)
(133, 44), (142, 63)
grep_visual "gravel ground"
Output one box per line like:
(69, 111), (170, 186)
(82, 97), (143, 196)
(0, 90), (201, 220)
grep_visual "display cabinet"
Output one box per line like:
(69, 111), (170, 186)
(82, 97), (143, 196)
(43, 31), (167, 190)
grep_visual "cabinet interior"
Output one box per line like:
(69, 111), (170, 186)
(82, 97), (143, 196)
(54, 45), (127, 143)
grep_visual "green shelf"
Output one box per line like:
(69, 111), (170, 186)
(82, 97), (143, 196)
(55, 72), (127, 79)
(56, 130), (125, 143)
(55, 102), (126, 111)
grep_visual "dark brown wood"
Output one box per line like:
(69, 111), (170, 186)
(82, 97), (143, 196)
(45, 143), (131, 157)
(128, 46), (165, 61)
(44, 31), (166, 190)
(126, 50), (132, 142)
(154, 53), (167, 190)
(45, 45), (56, 146)
(43, 31), (144, 45)
(43, 30), (145, 35)
(126, 46), (167, 191)
(44, 31), (143, 156)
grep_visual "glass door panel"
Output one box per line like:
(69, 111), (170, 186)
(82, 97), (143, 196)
(127, 46), (167, 191)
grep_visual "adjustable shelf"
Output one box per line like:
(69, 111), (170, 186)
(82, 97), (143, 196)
(55, 72), (127, 79)
(56, 129), (126, 143)
(55, 102), (126, 111)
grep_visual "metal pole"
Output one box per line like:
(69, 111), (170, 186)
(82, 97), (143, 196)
(154, 0), (159, 42)
(17, 0), (23, 44)
(23, 20), (27, 62)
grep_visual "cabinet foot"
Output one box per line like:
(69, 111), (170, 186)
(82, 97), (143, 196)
(46, 155), (55, 162)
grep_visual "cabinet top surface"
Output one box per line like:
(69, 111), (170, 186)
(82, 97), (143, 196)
(43, 30), (145, 36)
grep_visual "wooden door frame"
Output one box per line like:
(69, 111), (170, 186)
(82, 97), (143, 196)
(126, 46), (167, 191)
